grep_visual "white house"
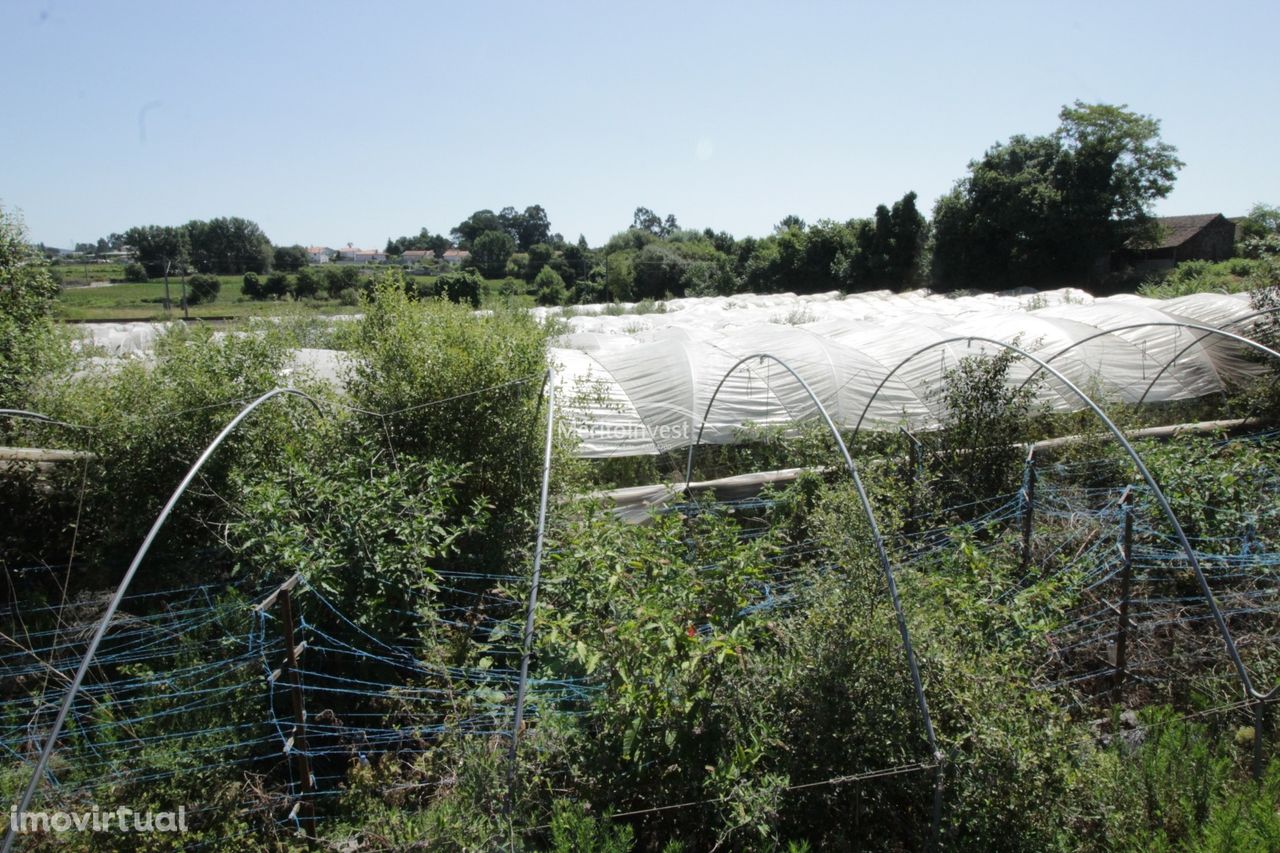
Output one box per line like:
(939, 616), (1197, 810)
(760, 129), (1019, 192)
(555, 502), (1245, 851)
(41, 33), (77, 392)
(306, 246), (334, 264)
(442, 248), (470, 266)
(336, 245), (386, 264)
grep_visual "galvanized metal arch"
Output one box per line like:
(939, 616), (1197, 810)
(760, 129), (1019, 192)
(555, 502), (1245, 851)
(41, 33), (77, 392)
(849, 336), (1279, 704)
(1132, 309), (1280, 408)
(684, 353), (943, 766)
(1009, 320), (1280, 400)
(0, 408), (88, 431)
(506, 367), (557, 812)
(3, 387), (325, 853)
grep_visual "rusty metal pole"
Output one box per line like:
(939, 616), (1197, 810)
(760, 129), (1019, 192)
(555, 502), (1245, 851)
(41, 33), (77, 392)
(1113, 487), (1135, 696)
(1019, 447), (1037, 572)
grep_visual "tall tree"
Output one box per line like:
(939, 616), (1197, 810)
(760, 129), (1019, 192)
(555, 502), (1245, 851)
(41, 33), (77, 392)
(470, 230), (516, 277)
(931, 102), (1182, 290)
(123, 224), (190, 278)
(184, 217), (272, 274)
(451, 210), (503, 248)
(516, 205), (551, 251)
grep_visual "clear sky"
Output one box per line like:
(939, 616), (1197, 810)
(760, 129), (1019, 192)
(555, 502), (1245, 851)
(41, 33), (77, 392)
(3, 0), (1278, 250)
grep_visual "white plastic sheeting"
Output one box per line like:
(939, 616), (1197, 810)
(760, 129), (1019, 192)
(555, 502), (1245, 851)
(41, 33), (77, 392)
(69, 289), (1269, 458)
(550, 289), (1267, 457)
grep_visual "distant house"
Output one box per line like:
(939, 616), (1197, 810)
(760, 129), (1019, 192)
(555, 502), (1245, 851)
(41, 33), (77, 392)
(1128, 214), (1236, 272)
(442, 248), (470, 266)
(335, 245), (386, 264)
(306, 246), (334, 264)
(400, 250), (433, 265)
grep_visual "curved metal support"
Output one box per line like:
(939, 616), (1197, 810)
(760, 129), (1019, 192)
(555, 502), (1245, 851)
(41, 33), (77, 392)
(506, 367), (557, 812)
(684, 355), (943, 758)
(849, 336), (1279, 704)
(3, 387), (324, 853)
(1132, 310), (1280, 408)
(0, 409), (88, 431)
(1010, 320), (1280, 400)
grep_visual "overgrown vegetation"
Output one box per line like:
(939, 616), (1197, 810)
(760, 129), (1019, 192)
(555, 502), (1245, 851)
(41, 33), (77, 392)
(3, 263), (1279, 850)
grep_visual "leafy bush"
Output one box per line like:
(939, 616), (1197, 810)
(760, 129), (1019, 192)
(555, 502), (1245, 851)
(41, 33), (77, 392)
(345, 275), (566, 574)
(13, 323), (312, 576)
(185, 272), (221, 305)
(241, 270), (262, 299)
(534, 265), (568, 306)
(0, 206), (64, 408)
(417, 269), (483, 308)
(293, 266), (322, 299)
(325, 264), (362, 298)
(932, 348), (1044, 514)
(123, 260), (149, 282)
(263, 271), (291, 300)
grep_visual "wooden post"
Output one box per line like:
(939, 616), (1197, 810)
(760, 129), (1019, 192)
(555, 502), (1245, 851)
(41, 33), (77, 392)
(1254, 700), (1267, 781)
(253, 573), (313, 821)
(900, 428), (923, 537)
(1019, 447), (1037, 572)
(1113, 487), (1134, 696)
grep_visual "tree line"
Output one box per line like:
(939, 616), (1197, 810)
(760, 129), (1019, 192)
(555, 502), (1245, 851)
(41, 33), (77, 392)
(101, 101), (1226, 304)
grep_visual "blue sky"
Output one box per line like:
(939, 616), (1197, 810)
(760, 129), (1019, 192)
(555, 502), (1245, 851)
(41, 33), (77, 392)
(3, 0), (1277, 250)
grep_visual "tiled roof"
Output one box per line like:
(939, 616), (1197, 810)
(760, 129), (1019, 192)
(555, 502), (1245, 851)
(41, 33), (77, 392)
(1147, 214), (1226, 250)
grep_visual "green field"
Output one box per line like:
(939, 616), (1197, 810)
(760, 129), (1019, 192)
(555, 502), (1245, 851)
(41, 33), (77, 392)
(53, 264), (532, 320)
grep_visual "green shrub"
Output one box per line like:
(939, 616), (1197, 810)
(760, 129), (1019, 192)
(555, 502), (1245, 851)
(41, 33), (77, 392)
(241, 270), (262, 299)
(419, 269), (483, 308)
(0, 206), (64, 408)
(185, 272), (220, 305)
(123, 260), (148, 282)
(263, 271), (291, 299)
(534, 265), (569, 306)
(345, 275), (566, 574)
(293, 266), (322, 299)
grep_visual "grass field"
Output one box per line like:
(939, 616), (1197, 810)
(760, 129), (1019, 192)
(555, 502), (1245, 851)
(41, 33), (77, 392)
(53, 264), (533, 320)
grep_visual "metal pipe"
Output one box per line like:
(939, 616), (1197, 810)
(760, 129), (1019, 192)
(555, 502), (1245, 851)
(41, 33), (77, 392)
(506, 368), (557, 814)
(848, 335), (1280, 703)
(683, 353), (944, 845)
(3, 387), (323, 853)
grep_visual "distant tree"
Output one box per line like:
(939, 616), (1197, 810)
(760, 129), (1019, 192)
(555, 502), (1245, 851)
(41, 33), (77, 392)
(263, 271), (292, 300)
(273, 244), (308, 272)
(186, 273), (221, 305)
(931, 102), (1183, 289)
(124, 262), (149, 283)
(533, 265), (568, 306)
(241, 271), (263, 299)
(293, 267), (322, 299)
(525, 243), (554, 282)
(185, 216), (273, 274)
(631, 206), (679, 237)
(633, 243), (689, 299)
(423, 269), (483, 308)
(324, 265), (362, 299)
(451, 210), (503, 248)
(470, 230), (516, 278)
(123, 224), (190, 279)
(516, 205), (551, 251)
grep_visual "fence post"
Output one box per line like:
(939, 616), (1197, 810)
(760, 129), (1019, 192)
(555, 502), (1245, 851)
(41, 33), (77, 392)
(1113, 487), (1135, 696)
(900, 428), (923, 537)
(1019, 446), (1037, 572)
(254, 573), (313, 823)
(1255, 700), (1268, 781)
